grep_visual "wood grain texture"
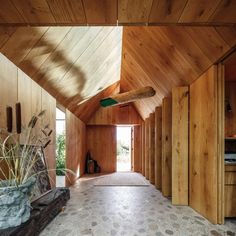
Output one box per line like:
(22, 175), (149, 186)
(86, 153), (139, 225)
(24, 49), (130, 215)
(141, 122), (145, 176)
(0, 0), (236, 25)
(86, 125), (116, 173)
(149, 112), (155, 184)
(118, 0), (153, 24)
(190, 66), (218, 224)
(83, 0), (117, 25)
(120, 26), (235, 119)
(154, 107), (162, 190)
(144, 118), (150, 179)
(0, 26), (122, 123)
(88, 103), (142, 125)
(149, 0), (187, 23)
(133, 125), (142, 172)
(65, 109), (86, 186)
(225, 82), (236, 137)
(225, 186), (236, 217)
(172, 86), (189, 205)
(162, 97), (172, 197)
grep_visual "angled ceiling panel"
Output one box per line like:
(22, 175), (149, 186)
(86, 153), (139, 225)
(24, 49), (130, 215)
(0, 26), (123, 121)
(120, 26), (236, 119)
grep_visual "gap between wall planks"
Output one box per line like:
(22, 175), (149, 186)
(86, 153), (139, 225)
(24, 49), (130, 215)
(217, 62), (225, 224)
(162, 97), (172, 197)
(145, 117), (150, 179)
(155, 106), (162, 190)
(149, 112), (155, 184)
(172, 86), (189, 205)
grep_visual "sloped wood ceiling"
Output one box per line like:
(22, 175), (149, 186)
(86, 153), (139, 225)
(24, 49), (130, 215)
(0, 0), (235, 26)
(120, 26), (236, 119)
(0, 26), (122, 122)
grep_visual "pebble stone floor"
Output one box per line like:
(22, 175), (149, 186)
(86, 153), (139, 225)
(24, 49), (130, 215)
(40, 173), (236, 236)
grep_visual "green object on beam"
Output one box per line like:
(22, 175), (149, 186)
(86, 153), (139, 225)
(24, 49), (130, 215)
(100, 98), (118, 107)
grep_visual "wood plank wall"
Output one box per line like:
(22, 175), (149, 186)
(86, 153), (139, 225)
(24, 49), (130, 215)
(149, 113), (155, 184)
(225, 82), (236, 137)
(190, 66), (218, 224)
(155, 107), (162, 190)
(0, 54), (56, 186)
(86, 125), (116, 173)
(133, 125), (142, 172)
(88, 104), (142, 125)
(145, 118), (150, 179)
(66, 109), (86, 186)
(141, 122), (145, 175)
(172, 87), (189, 205)
(162, 97), (172, 197)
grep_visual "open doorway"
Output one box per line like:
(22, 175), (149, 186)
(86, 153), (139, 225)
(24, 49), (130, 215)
(116, 126), (132, 172)
(56, 108), (66, 187)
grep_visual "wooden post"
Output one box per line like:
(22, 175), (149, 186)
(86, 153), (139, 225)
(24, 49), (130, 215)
(141, 122), (145, 176)
(162, 97), (172, 197)
(149, 113), (155, 184)
(155, 107), (162, 189)
(172, 87), (189, 205)
(145, 118), (150, 179)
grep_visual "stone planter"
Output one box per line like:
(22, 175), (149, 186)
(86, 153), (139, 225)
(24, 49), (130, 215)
(0, 177), (36, 229)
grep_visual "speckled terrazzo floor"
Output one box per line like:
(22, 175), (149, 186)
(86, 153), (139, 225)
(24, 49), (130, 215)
(40, 173), (236, 236)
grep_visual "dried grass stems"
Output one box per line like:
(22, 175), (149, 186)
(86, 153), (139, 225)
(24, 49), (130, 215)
(0, 110), (52, 188)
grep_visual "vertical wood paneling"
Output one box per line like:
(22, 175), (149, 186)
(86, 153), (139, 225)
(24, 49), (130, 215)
(162, 97), (172, 197)
(145, 118), (150, 179)
(133, 125), (142, 172)
(155, 106), (162, 189)
(42, 89), (56, 187)
(149, 112), (155, 184)
(190, 66), (218, 224)
(86, 125), (116, 173)
(172, 86), (189, 205)
(66, 109), (86, 186)
(141, 122), (145, 176)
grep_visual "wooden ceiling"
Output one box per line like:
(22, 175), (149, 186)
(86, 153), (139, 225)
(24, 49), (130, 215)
(0, 0), (236, 26)
(120, 26), (236, 119)
(0, 26), (122, 122)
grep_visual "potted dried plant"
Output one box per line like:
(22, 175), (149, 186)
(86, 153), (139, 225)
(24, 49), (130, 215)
(0, 109), (52, 229)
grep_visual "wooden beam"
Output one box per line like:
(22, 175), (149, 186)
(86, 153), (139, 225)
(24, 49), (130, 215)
(149, 112), (155, 184)
(155, 106), (162, 189)
(162, 97), (172, 197)
(172, 86), (189, 205)
(141, 121), (145, 176)
(100, 86), (156, 107)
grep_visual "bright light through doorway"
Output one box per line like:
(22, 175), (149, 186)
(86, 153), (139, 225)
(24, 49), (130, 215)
(116, 126), (132, 172)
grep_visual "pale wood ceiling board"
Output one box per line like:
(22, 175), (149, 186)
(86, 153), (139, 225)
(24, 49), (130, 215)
(179, 0), (221, 23)
(57, 27), (122, 102)
(83, 0), (117, 25)
(32, 27), (90, 85)
(0, 0), (25, 23)
(12, 0), (56, 24)
(18, 27), (72, 77)
(46, 0), (86, 23)
(0, 26), (48, 66)
(209, 0), (236, 23)
(148, 0), (188, 23)
(118, 0), (153, 24)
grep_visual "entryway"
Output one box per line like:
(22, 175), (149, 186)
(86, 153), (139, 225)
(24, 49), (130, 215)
(116, 126), (132, 172)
